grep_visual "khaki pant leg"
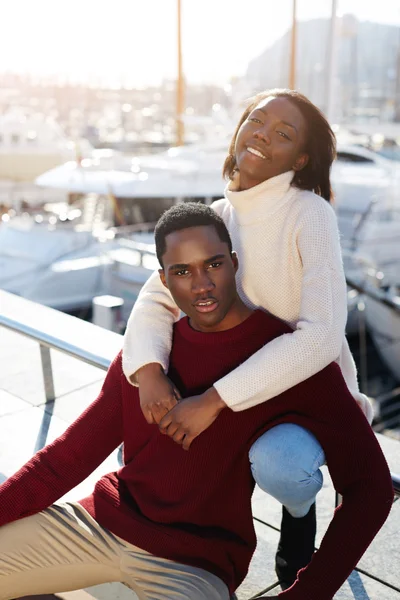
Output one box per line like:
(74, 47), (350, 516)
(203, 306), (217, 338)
(119, 541), (230, 600)
(0, 503), (122, 600)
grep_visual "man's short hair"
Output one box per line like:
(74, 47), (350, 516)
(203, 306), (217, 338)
(155, 202), (233, 267)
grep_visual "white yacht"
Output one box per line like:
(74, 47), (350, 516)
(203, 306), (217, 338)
(35, 138), (230, 201)
(353, 199), (400, 382)
(331, 144), (400, 334)
(0, 196), (156, 315)
(364, 286), (400, 383)
(0, 111), (93, 209)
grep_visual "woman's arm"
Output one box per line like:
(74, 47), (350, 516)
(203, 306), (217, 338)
(122, 270), (181, 384)
(122, 270), (182, 424)
(214, 199), (349, 411)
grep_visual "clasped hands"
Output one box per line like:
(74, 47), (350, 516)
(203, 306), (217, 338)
(138, 363), (226, 450)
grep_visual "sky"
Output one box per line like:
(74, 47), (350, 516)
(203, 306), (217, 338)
(1, 0), (400, 86)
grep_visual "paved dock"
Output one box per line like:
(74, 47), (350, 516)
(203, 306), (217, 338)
(0, 325), (399, 599)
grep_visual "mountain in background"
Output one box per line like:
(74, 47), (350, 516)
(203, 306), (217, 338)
(246, 16), (400, 122)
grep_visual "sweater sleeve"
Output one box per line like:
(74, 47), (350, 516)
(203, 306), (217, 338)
(0, 353), (124, 528)
(279, 369), (393, 600)
(122, 270), (181, 385)
(214, 200), (350, 411)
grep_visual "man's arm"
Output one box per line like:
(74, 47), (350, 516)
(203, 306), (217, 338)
(276, 369), (393, 600)
(282, 451), (393, 600)
(0, 353), (124, 528)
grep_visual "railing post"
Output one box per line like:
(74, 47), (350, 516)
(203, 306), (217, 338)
(392, 473), (400, 498)
(92, 295), (124, 333)
(39, 344), (55, 403)
(357, 300), (369, 394)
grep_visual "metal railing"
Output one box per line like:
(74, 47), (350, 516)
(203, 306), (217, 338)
(392, 473), (400, 496)
(1, 313), (112, 402)
(5, 322), (111, 403)
(346, 274), (400, 314)
(0, 290), (121, 402)
(1, 290), (399, 499)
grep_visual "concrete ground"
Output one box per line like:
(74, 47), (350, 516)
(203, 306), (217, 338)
(0, 327), (399, 599)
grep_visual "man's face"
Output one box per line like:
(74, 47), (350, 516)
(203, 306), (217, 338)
(235, 96), (309, 189)
(159, 225), (239, 332)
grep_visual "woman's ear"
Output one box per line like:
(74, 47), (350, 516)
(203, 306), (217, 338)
(293, 153), (309, 172)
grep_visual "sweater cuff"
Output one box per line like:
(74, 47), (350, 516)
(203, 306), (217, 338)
(122, 354), (169, 387)
(213, 378), (252, 411)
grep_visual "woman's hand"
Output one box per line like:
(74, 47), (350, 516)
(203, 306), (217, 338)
(137, 363), (181, 424)
(159, 387), (226, 450)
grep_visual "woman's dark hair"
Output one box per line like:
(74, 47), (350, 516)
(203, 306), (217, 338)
(222, 88), (336, 202)
(155, 202), (233, 267)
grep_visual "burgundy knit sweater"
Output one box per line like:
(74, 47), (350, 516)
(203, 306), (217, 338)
(0, 310), (393, 599)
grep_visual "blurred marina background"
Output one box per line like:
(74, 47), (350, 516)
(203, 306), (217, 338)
(1, 0), (400, 438)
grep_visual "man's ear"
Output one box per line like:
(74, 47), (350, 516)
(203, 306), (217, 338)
(159, 269), (168, 288)
(293, 153), (309, 172)
(231, 251), (239, 273)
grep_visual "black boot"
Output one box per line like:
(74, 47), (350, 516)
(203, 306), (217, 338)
(275, 503), (316, 590)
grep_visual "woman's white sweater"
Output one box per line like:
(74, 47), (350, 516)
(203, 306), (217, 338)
(122, 170), (373, 422)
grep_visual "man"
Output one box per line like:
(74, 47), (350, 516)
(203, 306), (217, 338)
(0, 203), (393, 600)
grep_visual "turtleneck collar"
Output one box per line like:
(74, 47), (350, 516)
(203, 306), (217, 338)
(224, 170), (296, 224)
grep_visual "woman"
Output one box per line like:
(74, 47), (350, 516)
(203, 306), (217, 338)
(122, 88), (373, 589)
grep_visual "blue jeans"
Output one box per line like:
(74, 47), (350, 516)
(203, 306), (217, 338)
(249, 423), (326, 518)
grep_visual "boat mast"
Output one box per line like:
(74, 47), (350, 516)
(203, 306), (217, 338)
(176, 0), (185, 145)
(395, 24), (400, 122)
(289, 0), (297, 89)
(325, 0), (339, 123)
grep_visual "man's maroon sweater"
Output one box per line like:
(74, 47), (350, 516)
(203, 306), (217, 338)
(0, 310), (393, 599)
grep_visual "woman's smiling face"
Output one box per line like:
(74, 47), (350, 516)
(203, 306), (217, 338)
(234, 96), (309, 190)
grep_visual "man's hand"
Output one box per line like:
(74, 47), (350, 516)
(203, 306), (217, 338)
(137, 363), (181, 425)
(159, 387), (226, 450)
